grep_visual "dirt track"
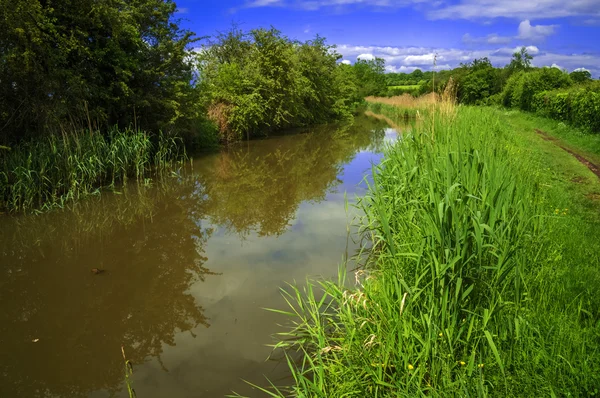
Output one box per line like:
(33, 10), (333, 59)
(534, 129), (600, 180)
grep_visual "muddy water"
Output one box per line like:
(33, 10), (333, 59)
(0, 116), (398, 398)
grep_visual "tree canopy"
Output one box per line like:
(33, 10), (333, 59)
(0, 0), (198, 142)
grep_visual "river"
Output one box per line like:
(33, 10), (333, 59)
(0, 115), (398, 397)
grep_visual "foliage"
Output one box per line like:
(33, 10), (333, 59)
(0, 0), (200, 143)
(508, 46), (534, 72)
(352, 58), (388, 98)
(454, 58), (505, 104)
(260, 105), (600, 397)
(501, 68), (572, 111)
(0, 127), (185, 212)
(570, 69), (592, 84)
(532, 83), (600, 133)
(198, 28), (357, 142)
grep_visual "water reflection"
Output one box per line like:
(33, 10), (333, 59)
(0, 182), (214, 397)
(0, 115), (393, 397)
(195, 116), (389, 237)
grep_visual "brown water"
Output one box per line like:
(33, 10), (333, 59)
(0, 116), (398, 398)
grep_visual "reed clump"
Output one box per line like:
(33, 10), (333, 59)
(262, 106), (600, 397)
(365, 93), (438, 109)
(0, 128), (185, 213)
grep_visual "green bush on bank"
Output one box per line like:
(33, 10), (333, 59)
(197, 28), (365, 142)
(501, 68), (573, 111)
(532, 84), (600, 133)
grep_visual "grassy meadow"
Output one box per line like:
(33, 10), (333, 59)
(388, 85), (420, 90)
(257, 100), (600, 397)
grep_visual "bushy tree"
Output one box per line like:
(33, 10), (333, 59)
(508, 47), (534, 72)
(198, 27), (356, 142)
(352, 58), (387, 97)
(570, 69), (592, 84)
(502, 67), (572, 110)
(456, 58), (504, 104)
(0, 0), (199, 142)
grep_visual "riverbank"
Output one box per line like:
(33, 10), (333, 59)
(0, 128), (186, 213)
(266, 105), (600, 396)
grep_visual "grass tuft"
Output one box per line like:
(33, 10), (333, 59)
(0, 127), (185, 213)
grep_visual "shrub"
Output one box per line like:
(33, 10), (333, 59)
(531, 85), (600, 133)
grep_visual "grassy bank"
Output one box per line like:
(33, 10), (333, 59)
(263, 105), (600, 396)
(0, 128), (185, 213)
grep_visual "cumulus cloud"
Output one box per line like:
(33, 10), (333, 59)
(404, 53), (437, 65)
(385, 65), (418, 73)
(336, 44), (599, 76)
(517, 20), (558, 41)
(357, 53), (376, 61)
(463, 20), (558, 47)
(341, 59), (352, 65)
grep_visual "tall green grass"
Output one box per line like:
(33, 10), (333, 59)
(259, 106), (600, 397)
(0, 128), (185, 212)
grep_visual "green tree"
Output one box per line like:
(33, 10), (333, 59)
(198, 27), (355, 142)
(456, 58), (504, 104)
(352, 58), (387, 97)
(508, 46), (534, 72)
(570, 69), (592, 83)
(0, 0), (198, 142)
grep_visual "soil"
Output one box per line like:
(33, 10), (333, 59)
(534, 129), (600, 180)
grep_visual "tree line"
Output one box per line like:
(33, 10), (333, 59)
(367, 47), (599, 133)
(1, 0), (597, 149)
(0, 1), (392, 148)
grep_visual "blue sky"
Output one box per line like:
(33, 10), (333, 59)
(176, 0), (600, 76)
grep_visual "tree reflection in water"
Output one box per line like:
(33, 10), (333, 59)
(0, 115), (392, 397)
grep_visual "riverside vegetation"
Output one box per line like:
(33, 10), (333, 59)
(2, 1), (596, 213)
(0, 1), (385, 212)
(2, 1), (600, 396)
(255, 97), (600, 396)
(380, 48), (599, 133)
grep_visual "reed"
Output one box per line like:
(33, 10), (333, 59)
(121, 346), (136, 398)
(365, 93), (438, 109)
(0, 127), (185, 213)
(257, 106), (600, 397)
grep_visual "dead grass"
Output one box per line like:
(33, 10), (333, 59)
(366, 79), (457, 119)
(365, 93), (438, 109)
(207, 102), (235, 143)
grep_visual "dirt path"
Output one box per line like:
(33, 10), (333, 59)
(535, 129), (600, 180)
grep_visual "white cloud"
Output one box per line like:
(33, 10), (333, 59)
(244, 0), (427, 10)
(429, 0), (600, 20)
(357, 53), (376, 61)
(517, 20), (558, 41)
(336, 43), (600, 77)
(463, 33), (513, 45)
(574, 67), (590, 72)
(242, 0), (600, 20)
(463, 20), (558, 47)
(341, 59), (352, 65)
(582, 19), (600, 26)
(245, 0), (283, 7)
(404, 53), (437, 65)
